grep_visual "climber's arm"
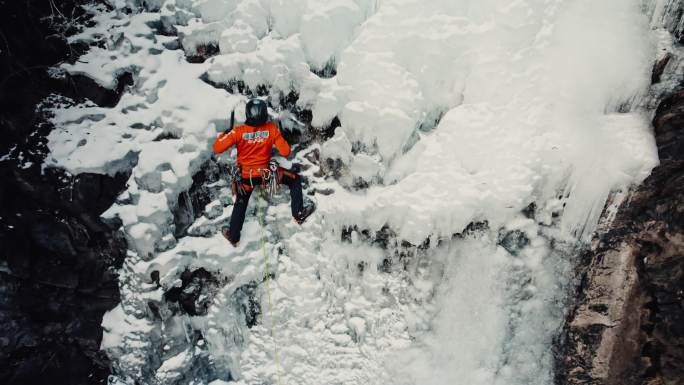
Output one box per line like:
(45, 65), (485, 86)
(213, 129), (238, 154)
(273, 124), (291, 157)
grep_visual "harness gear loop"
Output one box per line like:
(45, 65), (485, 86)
(268, 160), (279, 198)
(230, 164), (245, 198)
(256, 188), (282, 385)
(249, 168), (255, 190)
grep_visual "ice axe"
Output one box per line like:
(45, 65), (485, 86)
(216, 108), (235, 158)
(222, 108), (242, 202)
(225, 108), (235, 135)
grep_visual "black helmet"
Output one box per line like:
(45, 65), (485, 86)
(245, 98), (268, 126)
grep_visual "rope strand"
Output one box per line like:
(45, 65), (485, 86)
(257, 189), (283, 385)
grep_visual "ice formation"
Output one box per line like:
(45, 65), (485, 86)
(43, 0), (674, 384)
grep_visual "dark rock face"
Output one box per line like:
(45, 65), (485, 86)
(632, 90), (684, 385)
(652, 53), (672, 84)
(0, 1), (131, 384)
(173, 159), (227, 237)
(0, 165), (129, 385)
(498, 229), (530, 256)
(185, 43), (220, 63)
(555, 86), (684, 384)
(164, 268), (222, 316)
(234, 283), (262, 328)
(0, 1), (136, 156)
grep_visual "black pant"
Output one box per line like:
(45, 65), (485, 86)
(228, 170), (303, 242)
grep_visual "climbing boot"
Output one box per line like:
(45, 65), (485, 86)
(221, 227), (239, 247)
(294, 204), (316, 225)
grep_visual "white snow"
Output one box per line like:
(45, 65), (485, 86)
(43, 0), (672, 384)
(315, 0), (659, 243)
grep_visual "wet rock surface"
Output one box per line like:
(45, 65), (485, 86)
(164, 268), (223, 316)
(173, 159), (228, 237)
(0, 1), (131, 384)
(556, 85), (684, 384)
(0, 165), (129, 385)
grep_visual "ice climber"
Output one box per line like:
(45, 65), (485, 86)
(213, 98), (314, 246)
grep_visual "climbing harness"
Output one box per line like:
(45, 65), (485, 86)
(230, 164), (245, 199)
(256, 188), (283, 385)
(235, 160), (281, 200)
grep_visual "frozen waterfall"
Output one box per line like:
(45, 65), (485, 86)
(43, 0), (677, 384)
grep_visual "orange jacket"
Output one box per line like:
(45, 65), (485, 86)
(213, 121), (291, 177)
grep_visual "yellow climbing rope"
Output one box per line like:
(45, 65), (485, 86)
(256, 188), (283, 385)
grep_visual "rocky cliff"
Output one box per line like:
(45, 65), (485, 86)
(0, 1), (129, 384)
(555, 20), (684, 385)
